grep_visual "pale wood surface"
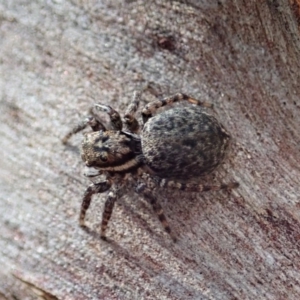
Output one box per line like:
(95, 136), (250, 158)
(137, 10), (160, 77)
(0, 1), (300, 299)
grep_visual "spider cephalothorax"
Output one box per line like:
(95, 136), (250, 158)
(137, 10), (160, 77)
(81, 130), (142, 171)
(63, 92), (238, 242)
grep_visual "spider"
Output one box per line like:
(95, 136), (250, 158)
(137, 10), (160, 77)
(62, 91), (238, 242)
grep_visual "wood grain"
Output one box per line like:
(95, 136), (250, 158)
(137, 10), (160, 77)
(0, 1), (300, 299)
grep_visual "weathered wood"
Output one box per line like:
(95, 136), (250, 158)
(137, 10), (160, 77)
(0, 0), (300, 299)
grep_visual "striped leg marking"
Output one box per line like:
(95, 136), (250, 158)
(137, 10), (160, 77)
(160, 179), (239, 192)
(100, 190), (117, 240)
(136, 183), (177, 242)
(95, 104), (123, 130)
(62, 116), (106, 144)
(124, 91), (140, 133)
(142, 93), (213, 124)
(79, 181), (111, 227)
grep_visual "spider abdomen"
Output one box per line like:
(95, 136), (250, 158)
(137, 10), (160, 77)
(141, 106), (230, 180)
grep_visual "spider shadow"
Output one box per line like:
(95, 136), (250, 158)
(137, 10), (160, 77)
(80, 225), (113, 242)
(79, 194), (177, 249)
(116, 189), (209, 248)
(62, 141), (81, 155)
(80, 170), (237, 250)
(150, 173), (236, 245)
(120, 196), (172, 244)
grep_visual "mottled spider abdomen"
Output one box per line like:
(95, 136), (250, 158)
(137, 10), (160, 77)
(141, 106), (230, 180)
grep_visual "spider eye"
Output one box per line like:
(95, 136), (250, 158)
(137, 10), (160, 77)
(100, 152), (108, 162)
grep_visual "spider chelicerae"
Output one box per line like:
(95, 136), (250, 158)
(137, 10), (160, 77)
(62, 91), (238, 242)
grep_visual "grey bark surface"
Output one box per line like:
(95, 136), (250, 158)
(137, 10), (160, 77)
(0, 0), (300, 299)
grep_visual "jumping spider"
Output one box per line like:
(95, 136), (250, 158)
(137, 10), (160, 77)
(62, 92), (238, 242)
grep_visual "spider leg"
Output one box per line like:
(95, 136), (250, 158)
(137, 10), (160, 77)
(136, 182), (177, 242)
(94, 104), (123, 130)
(142, 93), (213, 124)
(100, 188), (119, 240)
(124, 91), (140, 133)
(62, 115), (106, 144)
(79, 181), (111, 227)
(159, 179), (239, 192)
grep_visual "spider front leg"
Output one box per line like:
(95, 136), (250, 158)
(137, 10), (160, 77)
(94, 104), (123, 130)
(100, 188), (119, 240)
(79, 180), (111, 228)
(62, 115), (106, 144)
(124, 91), (140, 133)
(136, 182), (177, 242)
(142, 93), (213, 124)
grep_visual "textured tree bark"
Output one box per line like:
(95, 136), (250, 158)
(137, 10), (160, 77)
(0, 0), (300, 299)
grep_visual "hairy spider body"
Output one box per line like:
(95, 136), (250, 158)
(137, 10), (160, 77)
(63, 92), (238, 242)
(142, 106), (230, 180)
